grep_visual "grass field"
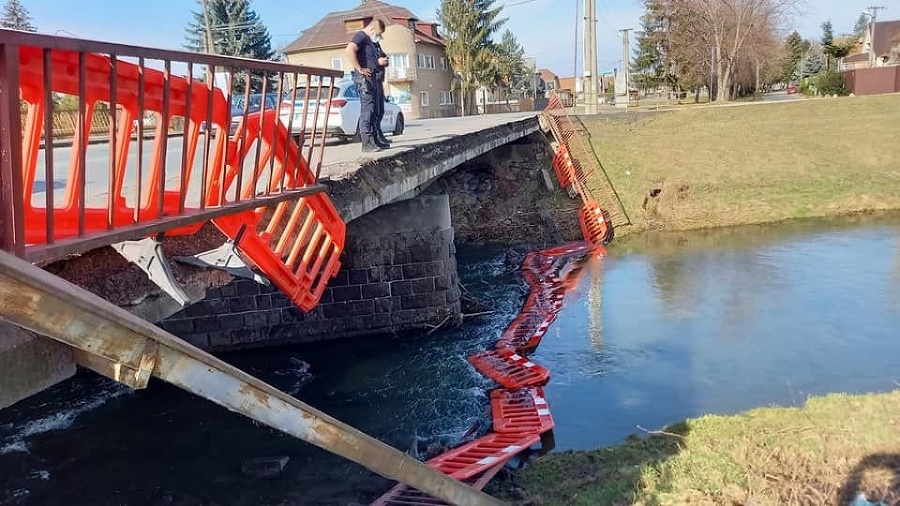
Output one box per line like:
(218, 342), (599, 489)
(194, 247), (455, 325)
(493, 391), (900, 505)
(583, 94), (900, 235)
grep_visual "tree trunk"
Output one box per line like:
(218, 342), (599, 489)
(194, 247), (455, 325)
(717, 58), (734, 102)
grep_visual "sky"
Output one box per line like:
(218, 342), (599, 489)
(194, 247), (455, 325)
(19, 0), (900, 78)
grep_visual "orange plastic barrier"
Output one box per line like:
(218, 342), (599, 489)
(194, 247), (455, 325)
(490, 388), (554, 435)
(18, 47), (229, 243)
(579, 200), (613, 245)
(15, 45), (344, 312)
(468, 348), (551, 389)
(426, 431), (542, 480)
(373, 242), (604, 505)
(541, 90), (626, 243)
(212, 109), (345, 311)
(551, 143), (575, 188)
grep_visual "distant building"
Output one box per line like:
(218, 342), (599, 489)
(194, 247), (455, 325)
(842, 19), (900, 70)
(282, 0), (457, 119)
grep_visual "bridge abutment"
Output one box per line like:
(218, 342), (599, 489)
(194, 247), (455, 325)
(163, 195), (461, 350)
(0, 324), (76, 409)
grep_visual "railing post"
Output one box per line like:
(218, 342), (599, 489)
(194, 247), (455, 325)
(0, 42), (25, 256)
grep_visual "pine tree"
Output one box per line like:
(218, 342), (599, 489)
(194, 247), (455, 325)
(1, 0), (37, 32)
(632, 20), (664, 91)
(780, 31), (807, 82)
(494, 29), (525, 99)
(797, 41), (824, 81)
(184, 0), (275, 92)
(438, 0), (507, 115)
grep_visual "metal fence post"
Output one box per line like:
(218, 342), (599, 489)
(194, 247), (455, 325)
(0, 41), (25, 256)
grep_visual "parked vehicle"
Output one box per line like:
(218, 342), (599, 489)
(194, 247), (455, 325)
(786, 84), (799, 94)
(202, 92), (281, 134)
(279, 77), (404, 142)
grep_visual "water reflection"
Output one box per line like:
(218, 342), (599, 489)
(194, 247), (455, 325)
(586, 257), (605, 348)
(892, 238), (900, 310)
(542, 215), (900, 451)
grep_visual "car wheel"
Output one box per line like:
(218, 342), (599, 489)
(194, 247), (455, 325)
(393, 114), (404, 136)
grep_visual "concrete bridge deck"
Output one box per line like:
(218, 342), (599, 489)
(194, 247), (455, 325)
(322, 112), (537, 178)
(321, 112), (540, 222)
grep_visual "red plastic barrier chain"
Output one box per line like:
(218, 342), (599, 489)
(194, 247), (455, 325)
(372, 241), (606, 505)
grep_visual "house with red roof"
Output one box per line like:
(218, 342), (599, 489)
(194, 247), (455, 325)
(283, 0), (457, 119)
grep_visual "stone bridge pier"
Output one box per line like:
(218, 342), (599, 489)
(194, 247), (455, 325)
(163, 194), (461, 350)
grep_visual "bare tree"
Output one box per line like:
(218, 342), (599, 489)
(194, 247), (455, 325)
(685, 0), (797, 101)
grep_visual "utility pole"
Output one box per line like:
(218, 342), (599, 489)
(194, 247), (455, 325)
(709, 46), (715, 101)
(618, 28), (632, 107)
(200, 0), (216, 55)
(572, 0), (579, 112)
(866, 6), (886, 68)
(583, 0), (598, 114)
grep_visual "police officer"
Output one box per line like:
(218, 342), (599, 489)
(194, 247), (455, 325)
(372, 40), (392, 147)
(345, 18), (388, 152)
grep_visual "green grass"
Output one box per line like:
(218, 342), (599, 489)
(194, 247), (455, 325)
(492, 391), (900, 505)
(583, 94), (900, 235)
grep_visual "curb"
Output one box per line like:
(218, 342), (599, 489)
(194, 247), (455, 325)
(42, 132), (186, 150)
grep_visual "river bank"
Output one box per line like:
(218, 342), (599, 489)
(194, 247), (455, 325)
(486, 95), (900, 505)
(491, 391), (900, 505)
(584, 93), (900, 236)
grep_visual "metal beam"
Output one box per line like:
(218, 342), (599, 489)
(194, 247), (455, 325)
(0, 250), (505, 506)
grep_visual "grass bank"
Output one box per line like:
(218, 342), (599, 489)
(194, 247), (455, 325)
(584, 94), (900, 235)
(492, 391), (900, 505)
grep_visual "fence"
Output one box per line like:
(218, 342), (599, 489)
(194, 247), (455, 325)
(1, 29), (348, 312)
(843, 66), (900, 95)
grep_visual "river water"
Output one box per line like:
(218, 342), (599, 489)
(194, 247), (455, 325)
(2, 215), (899, 505)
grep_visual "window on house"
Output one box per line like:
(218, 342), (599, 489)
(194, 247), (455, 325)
(439, 90), (454, 105)
(389, 54), (409, 69)
(331, 58), (343, 70)
(440, 57), (448, 71)
(420, 91), (429, 107)
(417, 53), (436, 69)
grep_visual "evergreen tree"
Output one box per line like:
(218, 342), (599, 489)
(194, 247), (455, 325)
(632, 0), (697, 97)
(184, 0), (275, 92)
(820, 20), (855, 71)
(438, 0), (507, 115)
(780, 31), (807, 82)
(494, 29), (525, 99)
(1, 0), (36, 32)
(820, 21), (834, 70)
(797, 41), (824, 81)
(632, 23), (664, 91)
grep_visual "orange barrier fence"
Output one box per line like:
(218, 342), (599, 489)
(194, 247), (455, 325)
(373, 241), (605, 505)
(0, 29), (345, 311)
(541, 91), (629, 244)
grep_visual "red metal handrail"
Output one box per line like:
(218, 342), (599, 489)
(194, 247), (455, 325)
(0, 29), (347, 311)
(0, 29), (342, 263)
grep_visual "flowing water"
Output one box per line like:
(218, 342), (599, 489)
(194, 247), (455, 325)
(2, 215), (899, 505)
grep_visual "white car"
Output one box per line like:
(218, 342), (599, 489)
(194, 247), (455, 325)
(279, 77), (405, 142)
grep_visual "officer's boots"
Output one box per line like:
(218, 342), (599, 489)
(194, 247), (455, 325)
(361, 134), (383, 153)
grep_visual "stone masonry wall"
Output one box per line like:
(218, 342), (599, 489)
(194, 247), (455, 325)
(161, 195), (460, 351)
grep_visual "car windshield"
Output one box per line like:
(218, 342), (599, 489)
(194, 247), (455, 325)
(288, 87), (339, 101)
(231, 93), (279, 115)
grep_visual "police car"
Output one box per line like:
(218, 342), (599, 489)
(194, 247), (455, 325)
(279, 75), (404, 142)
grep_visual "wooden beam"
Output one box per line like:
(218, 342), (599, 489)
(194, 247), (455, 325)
(0, 250), (506, 506)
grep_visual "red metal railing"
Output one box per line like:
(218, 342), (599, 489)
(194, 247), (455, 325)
(0, 29), (346, 311)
